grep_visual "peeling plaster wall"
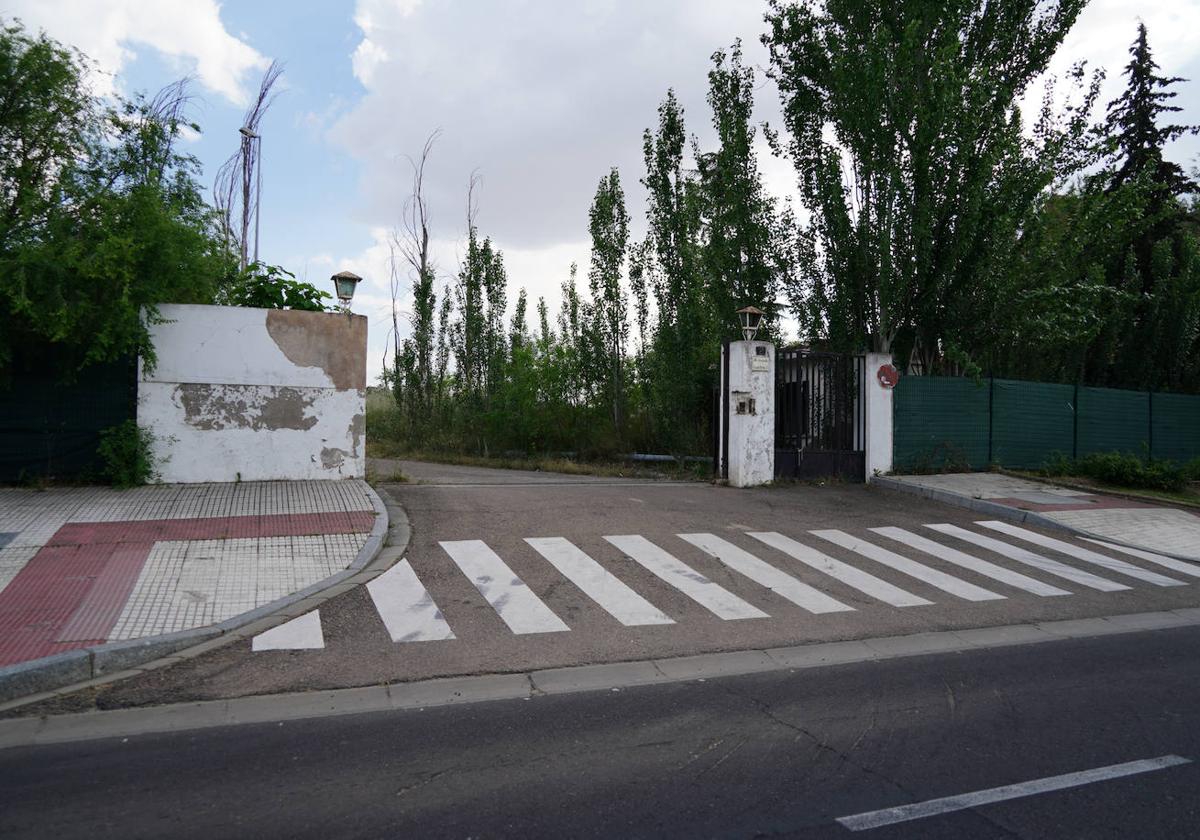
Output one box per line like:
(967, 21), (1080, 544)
(138, 304), (367, 482)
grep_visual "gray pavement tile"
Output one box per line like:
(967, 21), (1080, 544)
(653, 651), (776, 680)
(952, 624), (1059, 648)
(531, 662), (667, 694)
(863, 632), (968, 658)
(389, 674), (532, 709)
(764, 640), (879, 669)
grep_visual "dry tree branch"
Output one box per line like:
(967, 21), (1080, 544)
(213, 60), (283, 268)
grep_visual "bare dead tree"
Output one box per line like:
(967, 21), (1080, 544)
(213, 60), (283, 269)
(389, 130), (441, 413)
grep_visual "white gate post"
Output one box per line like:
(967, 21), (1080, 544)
(724, 340), (775, 487)
(863, 352), (897, 481)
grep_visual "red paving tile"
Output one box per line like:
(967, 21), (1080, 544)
(47, 510), (375, 546)
(57, 543), (155, 642)
(0, 509), (376, 667)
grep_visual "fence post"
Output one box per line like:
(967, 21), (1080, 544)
(1148, 388), (1154, 462)
(1072, 383), (1079, 461)
(987, 377), (994, 465)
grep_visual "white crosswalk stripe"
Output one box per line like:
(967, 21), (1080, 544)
(810, 530), (1005, 602)
(748, 532), (932, 607)
(604, 535), (769, 620)
(366, 559), (456, 642)
(251, 610), (324, 651)
(925, 525), (1129, 592)
(440, 540), (570, 634)
(1081, 538), (1200, 579)
(525, 537), (674, 626)
(976, 522), (1185, 587)
(257, 522), (1184, 652)
(678, 533), (855, 614)
(870, 527), (1071, 597)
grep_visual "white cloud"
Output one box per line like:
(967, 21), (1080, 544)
(6, 0), (268, 104)
(326, 0), (1200, 382)
(332, 0), (778, 251)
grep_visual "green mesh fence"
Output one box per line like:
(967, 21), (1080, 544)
(893, 376), (990, 471)
(893, 376), (1200, 472)
(991, 379), (1075, 469)
(1076, 386), (1150, 458)
(1152, 392), (1200, 465)
(0, 351), (136, 482)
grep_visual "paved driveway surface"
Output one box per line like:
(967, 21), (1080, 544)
(36, 459), (1200, 711)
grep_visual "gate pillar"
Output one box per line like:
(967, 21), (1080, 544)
(720, 340), (775, 487)
(863, 352), (896, 481)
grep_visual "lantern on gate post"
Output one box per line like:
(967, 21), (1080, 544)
(331, 270), (361, 312)
(736, 305), (766, 341)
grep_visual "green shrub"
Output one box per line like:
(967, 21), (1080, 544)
(1043, 450), (1186, 492)
(1182, 458), (1200, 483)
(97, 421), (159, 487)
(218, 263), (332, 311)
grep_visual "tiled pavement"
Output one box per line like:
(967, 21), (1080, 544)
(0, 482), (377, 666)
(886, 473), (1200, 560)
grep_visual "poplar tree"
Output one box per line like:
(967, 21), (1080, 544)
(586, 168), (630, 431)
(698, 40), (783, 339)
(763, 0), (1096, 370)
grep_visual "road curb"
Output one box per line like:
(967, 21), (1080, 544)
(0, 482), (405, 709)
(2, 609), (1198, 750)
(871, 475), (1200, 564)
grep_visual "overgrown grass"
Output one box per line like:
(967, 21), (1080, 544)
(374, 449), (713, 482)
(365, 386), (714, 481)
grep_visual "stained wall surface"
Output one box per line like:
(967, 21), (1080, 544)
(725, 340), (775, 487)
(138, 304), (367, 482)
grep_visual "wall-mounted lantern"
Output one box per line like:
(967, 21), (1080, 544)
(332, 270), (362, 311)
(736, 305), (766, 342)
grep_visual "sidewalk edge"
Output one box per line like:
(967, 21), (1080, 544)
(2, 609), (1197, 750)
(872, 475), (1200, 563)
(0, 481), (404, 708)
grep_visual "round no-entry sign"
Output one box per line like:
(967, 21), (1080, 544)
(877, 364), (899, 389)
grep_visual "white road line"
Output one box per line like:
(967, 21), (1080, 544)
(251, 610), (324, 651)
(976, 521), (1185, 587)
(439, 540), (570, 634)
(870, 527), (1071, 597)
(1081, 539), (1200, 579)
(925, 524), (1130, 592)
(677, 533), (855, 614)
(810, 530), (1005, 602)
(747, 532), (932, 608)
(366, 559), (456, 642)
(603, 535), (769, 620)
(837, 754), (1192, 831)
(525, 538), (674, 626)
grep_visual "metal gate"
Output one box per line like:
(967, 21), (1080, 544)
(775, 350), (865, 481)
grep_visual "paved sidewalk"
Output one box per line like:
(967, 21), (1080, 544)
(0, 481), (378, 667)
(884, 473), (1200, 560)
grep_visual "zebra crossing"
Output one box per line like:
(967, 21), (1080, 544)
(252, 520), (1200, 651)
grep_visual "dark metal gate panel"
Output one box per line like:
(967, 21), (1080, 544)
(775, 350), (865, 481)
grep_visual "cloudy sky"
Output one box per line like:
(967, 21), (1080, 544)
(6, 0), (1200, 384)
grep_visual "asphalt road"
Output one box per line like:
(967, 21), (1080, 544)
(40, 457), (1200, 711)
(4, 624), (1200, 838)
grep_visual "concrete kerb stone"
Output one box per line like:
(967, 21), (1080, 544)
(531, 661), (668, 694)
(0, 650), (93, 704)
(7, 612), (1200, 750)
(0, 482), (403, 710)
(872, 475), (1200, 563)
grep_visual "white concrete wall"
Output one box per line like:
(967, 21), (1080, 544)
(138, 304), (367, 482)
(726, 340), (775, 487)
(863, 352), (895, 481)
